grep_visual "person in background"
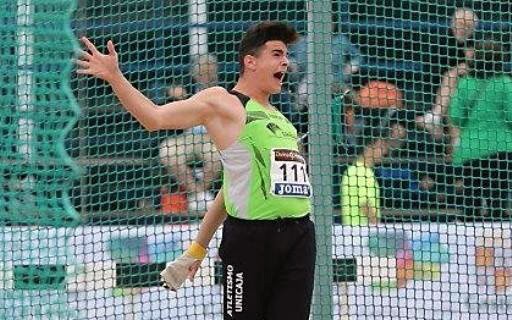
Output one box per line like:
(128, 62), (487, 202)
(159, 54), (222, 211)
(290, 32), (362, 108)
(166, 83), (188, 101)
(288, 29), (363, 149)
(335, 80), (403, 156)
(417, 8), (479, 148)
(376, 160), (464, 212)
(340, 126), (404, 225)
(448, 36), (512, 219)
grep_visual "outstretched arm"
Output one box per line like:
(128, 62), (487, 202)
(76, 37), (221, 131)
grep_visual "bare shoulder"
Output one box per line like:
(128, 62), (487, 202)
(195, 86), (240, 104)
(193, 86), (245, 118)
(196, 86), (229, 97)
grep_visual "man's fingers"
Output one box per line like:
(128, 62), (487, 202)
(161, 281), (177, 292)
(76, 69), (93, 75)
(107, 40), (117, 57)
(76, 49), (93, 60)
(188, 268), (198, 280)
(76, 59), (90, 68)
(187, 260), (202, 280)
(80, 37), (100, 55)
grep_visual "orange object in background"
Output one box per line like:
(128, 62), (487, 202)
(161, 189), (188, 214)
(356, 80), (403, 109)
(495, 268), (512, 293)
(475, 247), (495, 267)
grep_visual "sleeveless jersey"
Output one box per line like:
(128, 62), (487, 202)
(220, 91), (312, 220)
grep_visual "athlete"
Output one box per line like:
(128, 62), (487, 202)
(76, 21), (316, 320)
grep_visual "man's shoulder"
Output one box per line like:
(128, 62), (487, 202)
(196, 86), (230, 98)
(195, 87), (243, 108)
(194, 86), (245, 124)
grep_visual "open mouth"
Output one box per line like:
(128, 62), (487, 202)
(273, 72), (285, 82)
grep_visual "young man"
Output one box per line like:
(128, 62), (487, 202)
(77, 21), (316, 319)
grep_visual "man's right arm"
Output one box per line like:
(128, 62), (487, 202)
(76, 37), (229, 132)
(108, 74), (226, 131)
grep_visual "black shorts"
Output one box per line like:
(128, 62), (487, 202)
(218, 214), (316, 320)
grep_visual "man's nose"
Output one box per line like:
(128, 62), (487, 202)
(282, 56), (289, 66)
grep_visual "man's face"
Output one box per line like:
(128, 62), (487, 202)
(247, 40), (289, 94)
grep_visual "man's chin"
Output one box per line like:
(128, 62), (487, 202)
(270, 84), (283, 94)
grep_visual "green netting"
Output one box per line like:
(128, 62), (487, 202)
(0, 1), (80, 226)
(1, 0), (512, 319)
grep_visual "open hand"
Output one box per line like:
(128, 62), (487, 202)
(76, 37), (120, 83)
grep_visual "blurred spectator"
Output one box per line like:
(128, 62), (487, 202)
(341, 138), (395, 226)
(421, 7), (479, 98)
(377, 160), (464, 211)
(166, 83), (188, 101)
(448, 37), (512, 219)
(417, 8), (479, 148)
(290, 33), (362, 108)
(335, 80), (404, 155)
(286, 31), (362, 148)
(341, 143), (382, 226)
(340, 121), (406, 225)
(159, 54), (222, 212)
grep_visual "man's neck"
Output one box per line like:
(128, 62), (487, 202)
(232, 77), (271, 108)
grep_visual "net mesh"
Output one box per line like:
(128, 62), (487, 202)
(1, 0), (80, 226)
(1, 0), (512, 319)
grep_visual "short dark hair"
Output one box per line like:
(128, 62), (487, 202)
(238, 21), (299, 74)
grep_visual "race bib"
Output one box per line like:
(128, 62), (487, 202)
(270, 149), (312, 198)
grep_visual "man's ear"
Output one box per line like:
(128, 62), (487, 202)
(243, 55), (257, 72)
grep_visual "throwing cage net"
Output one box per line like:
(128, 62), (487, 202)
(1, 0), (512, 319)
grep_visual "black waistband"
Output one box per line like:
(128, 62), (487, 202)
(226, 214), (311, 226)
